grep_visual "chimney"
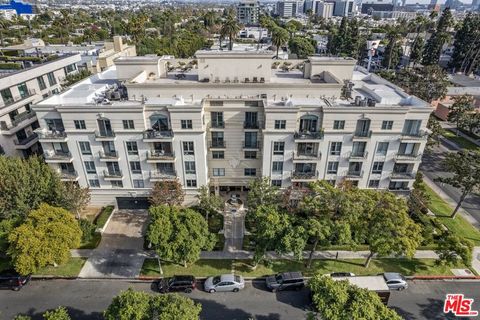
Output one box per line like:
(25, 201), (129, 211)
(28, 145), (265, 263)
(113, 36), (123, 52)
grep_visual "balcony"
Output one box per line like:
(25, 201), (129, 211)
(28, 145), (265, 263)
(210, 121), (224, 129)
(346, 170), (364, 178)
(1, 89), (36, 108)
(150, 170), (177, 181)
(400, 130), (429, 141)
(243, 141), (260, 150)
(59, 170), (79, 181)
(395, 153), (422, 161)
(13, 132), (38, 149)
(244, 121), (260, 129)
(292, 151), (321, 161)
(391, 171), (416, 180)
(103, 169), (123, 180)
(0, 110), (37, 134)
(44, 150), (73, 163)
(291, 170), (318, 180)
(37, 130), (68, 142)
(95, 130), (116, 141)
(347, 151), (369, 159)
(294, 131), (324, 140)
(146, 150), (176, 162)
(143, 130), (173, 141)
(210, 141), (226, 149)
(352, 130), (372, 140)
(99, 150), (119, 161)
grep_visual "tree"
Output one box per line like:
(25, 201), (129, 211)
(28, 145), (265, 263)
(426, 116), (443, 151)
(409, 37), (424, 67)
(271, 27), (289, 59)
(146, 205), (215, 267)
(62, 69), (92, 87)
(309, 275), (403, 320)
(288, 36), (315, 59)
(149, 180), (184, 207)
(43, 307), (71, 320)
(220, 15), (241, 51)
(104, 288), (201, 320)
(7, 204), (82, 275)
(0, 16), (10, 47)
(56, 182), (91, 219)
(449, 13), (480, 75)
(285, 20), (302, 39)
(422, 8), (453, 66)
(195, 185), (223, 222)
(435, 151), (480, 218)
(246, 177), (280, 211)
(448, 95), (475, 133)
(305, 217), (332, 268)
(408, 172), (431, 218)
(382, 28), (402, 70)
(364, 193), (422, 267)
(436, 231), (473, 267)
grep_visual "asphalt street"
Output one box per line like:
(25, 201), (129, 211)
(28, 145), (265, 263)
(0, 279), (479, 320)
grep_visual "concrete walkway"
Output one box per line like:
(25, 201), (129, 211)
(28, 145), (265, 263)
(222, 192), (246, 252)
(77, 209), (149, 278)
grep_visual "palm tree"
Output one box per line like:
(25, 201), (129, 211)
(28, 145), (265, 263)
(271, 27), (289, 59)
(220, 15), (241, 51)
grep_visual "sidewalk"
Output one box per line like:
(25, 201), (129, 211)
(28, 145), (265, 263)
(441, 122), (480, 147)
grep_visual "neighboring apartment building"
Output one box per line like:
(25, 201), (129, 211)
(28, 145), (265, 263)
(237, 0), (260, 25)
(277, 0), (298, 17)
(0, 53), (81, 157)
(316, 2), (335, 18)
(33, 51), (431, 209)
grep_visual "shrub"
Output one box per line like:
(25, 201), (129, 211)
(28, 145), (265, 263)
(78, 218), (96, 243)
(95, 206), (114, 229)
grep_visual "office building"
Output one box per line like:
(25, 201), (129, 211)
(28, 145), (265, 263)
(277, 0), (298, 17)
(33, 51), (431, 208)
(236, 0), (260, 25)
(316, 1), (335, 18)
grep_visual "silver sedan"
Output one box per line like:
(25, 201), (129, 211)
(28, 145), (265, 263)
(204, 274), (245, 293)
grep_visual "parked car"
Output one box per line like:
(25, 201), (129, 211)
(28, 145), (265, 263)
(265, 272), (305, 292)
(330, 272), (356, 277)
(204, 274), (245, 293)
(157, 275), (196, 293)
(0, 269), (31, 291)
(382, 273), (408, 290)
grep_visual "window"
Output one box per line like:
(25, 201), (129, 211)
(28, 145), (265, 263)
(0, 88), (13, 104)
(64, 63), (77, 74)
(211, 112), (224, 128)
(133, 180), (145, 188)
(74, 120), (86, 130)
(126, 141), (138, 155)
(372, 162), (384, 174)
(130, 161), (142, 174)
(17, 83), (28, 98)
(244, 132), (258, 148)
(186, 179), (197, 187)
(244, 168), (256, 176)
(123, 120), (135, 129)
(274, 120), (286, 129)
(213, 168), (225, 176)
(273, 142), (285, 155)
(333, 120), (345, 130)
(376, 142), (389, 156)
(183, 141), (194, 155)
(330, 142), (342, 156)
(89, 179), (100, 187)
(37, 76), (47, 90)
(369, 180), (380, 188)
(79, 141), (91, 155)
(181, 120), (193, 129)
(272, 161), (283, 173)
(403, 120), (422, 135)
(212, 151), (224, 159)
(381, 121), (393, 130)
(84, 161), (96, 174)
(185, 161), (196, 174)
(272, 179), (282, 187)
(245, 151), (256, 159)
(327, 161), (339, 174)
(110, 181), (123, 188)
(47, 72), (57, 86)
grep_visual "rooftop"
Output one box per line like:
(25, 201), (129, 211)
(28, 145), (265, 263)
(0, 53), (79, 79)
(449, 74), (480, 88)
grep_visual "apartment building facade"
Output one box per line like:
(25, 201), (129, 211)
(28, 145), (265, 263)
(33, 51), (431, 208)
(0, 54), (81, 157)
(236, 0), (260, 25)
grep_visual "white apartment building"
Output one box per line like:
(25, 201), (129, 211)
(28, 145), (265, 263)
(0, 54), (81, 157)
(236, 0), (260, 25)
(33, 51), (431, 209)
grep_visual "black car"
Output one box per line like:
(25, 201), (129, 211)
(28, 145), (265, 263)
(157, 275), (196, 293)
(265, 272), (305, 292)
(0, 269), (31, 291)
(330, 272), (356, 277)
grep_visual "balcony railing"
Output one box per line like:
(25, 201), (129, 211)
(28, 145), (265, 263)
(99, 150), (119, 159)
(294, 131), (324, 140)
(95, 130), (116, 139)
(244, 121), (260, 129)
(147, 150), (175, 160)
(143, 130), (173, 139)
(14, 132), (38, 145)
(291, 170), (318, 180)
(59, 170), (77, 180)
(2, 89), (36, 107)
(150, 170), (177, 180)
(0, 110), (37, 131)
(37, 130), (67, 140)
(103, 169), (123, 178)
(44, 150), (71, 160)
(210, 121), (224, 129)
(348, 151), (368, 159)
(293, 151), (321, 160)
(395, 153), (422, 161)
(400, 130), (429, 140)
(210, 141), (226, 148)
(353, 130), (372, 139)
(346, 170), (364, 178)
(243, 141), (260, 149)
(391, 171), (416, 179)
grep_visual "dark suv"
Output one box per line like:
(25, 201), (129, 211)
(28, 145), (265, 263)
(266, 272), (305, 292)
(157, 275), (196, 293)
(0, 269), (31, 291)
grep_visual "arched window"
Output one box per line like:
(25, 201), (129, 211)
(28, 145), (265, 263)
(150, 114), (169, 131)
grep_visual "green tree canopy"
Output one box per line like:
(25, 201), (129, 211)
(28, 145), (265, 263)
(449, 13), (480, 75)
(288, 36), (315, 59)
(422, 8), (453, 65)
(247, 177), (280, 211)
(7, 204), (82, 275)
(435, 231), (473, 266)
(149, 179), (184, 207)
(195, 185), (223, 222)
(271, 27), (289, 59)
(448, 95), (475, 132)
(42, 307), (71, 320)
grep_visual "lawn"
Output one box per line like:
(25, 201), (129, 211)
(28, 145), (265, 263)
(442, 129), (480, 151)
(36, 258), (87, 277)
(140, 258), (467, 278)
(424, 184), (480, 246)
(94, 206), (114, 229)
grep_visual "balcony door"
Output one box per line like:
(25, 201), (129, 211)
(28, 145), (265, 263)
(53, 142), (69, 153)
(153, 142), (172, 153)
(97, 119), (112, 136)
(348, 162), (362, 173)
(46, 119), (65, 132)
(299, 115), (318, 133)
(352, 142), (366, 156)
(156, 163), (174, 173)
(355, 119), (370, 135)
(295, 163), (315, 173)
(398, 143), (415, 155)
(245, 132), (257, 148)
(150, 114), (169, 131)
(403, 120), (421, 135)
(245, 112), (257, 126)
(106, 162), (120, 174)
(298, 143), (316, 155)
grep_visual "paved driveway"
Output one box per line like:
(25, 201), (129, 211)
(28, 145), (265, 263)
(78, 210), (149, 278)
